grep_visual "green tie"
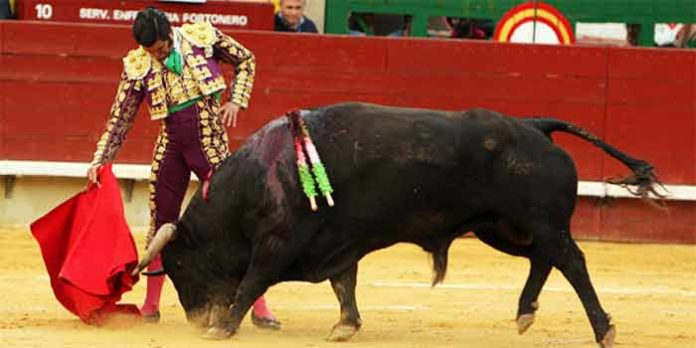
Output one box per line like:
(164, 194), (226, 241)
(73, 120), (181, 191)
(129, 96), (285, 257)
(164, 50), (182, 75)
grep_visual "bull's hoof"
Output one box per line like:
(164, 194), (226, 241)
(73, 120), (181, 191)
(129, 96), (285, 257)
(326, 324), (359, 342)
(201, 326), (234, 340)
(516, 313), (535, 334)
(599, 325), (616, 348)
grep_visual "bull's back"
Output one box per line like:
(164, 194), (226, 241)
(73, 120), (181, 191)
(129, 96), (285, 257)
(299, 102), (579, 237)
(306, 103), (469, 173)
(304, 103), (553, 188)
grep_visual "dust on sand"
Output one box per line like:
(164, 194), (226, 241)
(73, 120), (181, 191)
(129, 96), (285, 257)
(1, 227), (694, 347)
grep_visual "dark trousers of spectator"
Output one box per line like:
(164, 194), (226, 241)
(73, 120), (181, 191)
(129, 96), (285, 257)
(0, 0), (11, 19)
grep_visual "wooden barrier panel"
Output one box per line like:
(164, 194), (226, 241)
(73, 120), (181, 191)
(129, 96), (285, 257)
(603, 49), (696, 184)
(0, 21), (5, 159)
(600, 199), (696, 243)
(2, 22), (694, 177)
(1, 21), (694, 243)
(384, 40), (612, 181)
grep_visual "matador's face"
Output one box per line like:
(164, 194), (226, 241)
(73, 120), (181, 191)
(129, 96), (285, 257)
(143, 37), (173, 62)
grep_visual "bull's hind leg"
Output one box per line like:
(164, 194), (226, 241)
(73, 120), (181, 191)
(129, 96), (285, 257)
(474, 225), (551, 334)
(515, 256), (552, 334)
(534, 226), (615, 348)
(327, 263), (362, 342)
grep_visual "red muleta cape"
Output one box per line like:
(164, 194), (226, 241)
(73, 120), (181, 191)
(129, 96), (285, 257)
(30, 164), (140, 325)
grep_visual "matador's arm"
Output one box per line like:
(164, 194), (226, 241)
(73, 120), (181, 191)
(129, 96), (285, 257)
(90, 72), (145, 166)
(212, 29), (256, 109)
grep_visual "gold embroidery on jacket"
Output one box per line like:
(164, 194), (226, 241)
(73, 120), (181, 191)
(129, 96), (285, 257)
(197, 99), (228, 167)
(119, 23), (256, 123)
(123, 47), (152, 80)
(180, 22), (216, 49)
(212, 28), (255, 109)
(91, 73), (144, 166)
(145, 61), (170, 120)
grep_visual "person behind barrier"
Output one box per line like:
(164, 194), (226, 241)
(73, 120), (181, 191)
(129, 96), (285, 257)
(0, 0), (13, 19)
(274, 0), (318, 33)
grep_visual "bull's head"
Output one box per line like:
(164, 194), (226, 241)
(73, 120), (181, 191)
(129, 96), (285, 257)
(132, 220), (249, 328)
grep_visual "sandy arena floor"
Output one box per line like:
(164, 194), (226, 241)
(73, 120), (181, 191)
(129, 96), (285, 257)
(0, 227), (694, 348)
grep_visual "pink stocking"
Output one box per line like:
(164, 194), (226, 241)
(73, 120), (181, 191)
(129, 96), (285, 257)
(140, 254), (165, 315)
(252, 296), (274, 319)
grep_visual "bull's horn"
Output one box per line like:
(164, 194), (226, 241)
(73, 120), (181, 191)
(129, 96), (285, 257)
(132, 223), (177, 276)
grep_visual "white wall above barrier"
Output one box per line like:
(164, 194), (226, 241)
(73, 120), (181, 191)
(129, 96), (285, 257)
(0, 160), (689, 201)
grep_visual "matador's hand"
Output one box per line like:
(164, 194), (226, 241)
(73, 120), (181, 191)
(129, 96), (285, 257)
(219, 102), (241, 128)
(86, 164), (102, 189)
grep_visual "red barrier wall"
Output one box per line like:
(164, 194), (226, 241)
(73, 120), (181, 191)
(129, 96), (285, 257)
(1, 21), (695, 243)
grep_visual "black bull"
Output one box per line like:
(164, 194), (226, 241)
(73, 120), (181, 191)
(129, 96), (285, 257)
(137, 102), (662, 347)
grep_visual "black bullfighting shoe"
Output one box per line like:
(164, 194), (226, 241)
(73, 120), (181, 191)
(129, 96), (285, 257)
(141, 310), (161, 324)
(251, 312), (281, 330)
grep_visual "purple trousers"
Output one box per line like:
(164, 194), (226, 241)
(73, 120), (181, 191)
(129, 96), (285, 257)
(142, 101), (227, 314)
(153, 105), (213, 230)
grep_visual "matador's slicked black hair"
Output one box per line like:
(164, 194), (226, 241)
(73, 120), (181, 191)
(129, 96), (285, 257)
(132, 7), (172, 47)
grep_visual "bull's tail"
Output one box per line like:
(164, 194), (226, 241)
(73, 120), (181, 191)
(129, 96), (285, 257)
(523, 117), (666, 202)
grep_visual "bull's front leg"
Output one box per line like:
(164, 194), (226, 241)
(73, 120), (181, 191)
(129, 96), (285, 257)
(327, 263), (362, 342)
(202, 274), (270, 339)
